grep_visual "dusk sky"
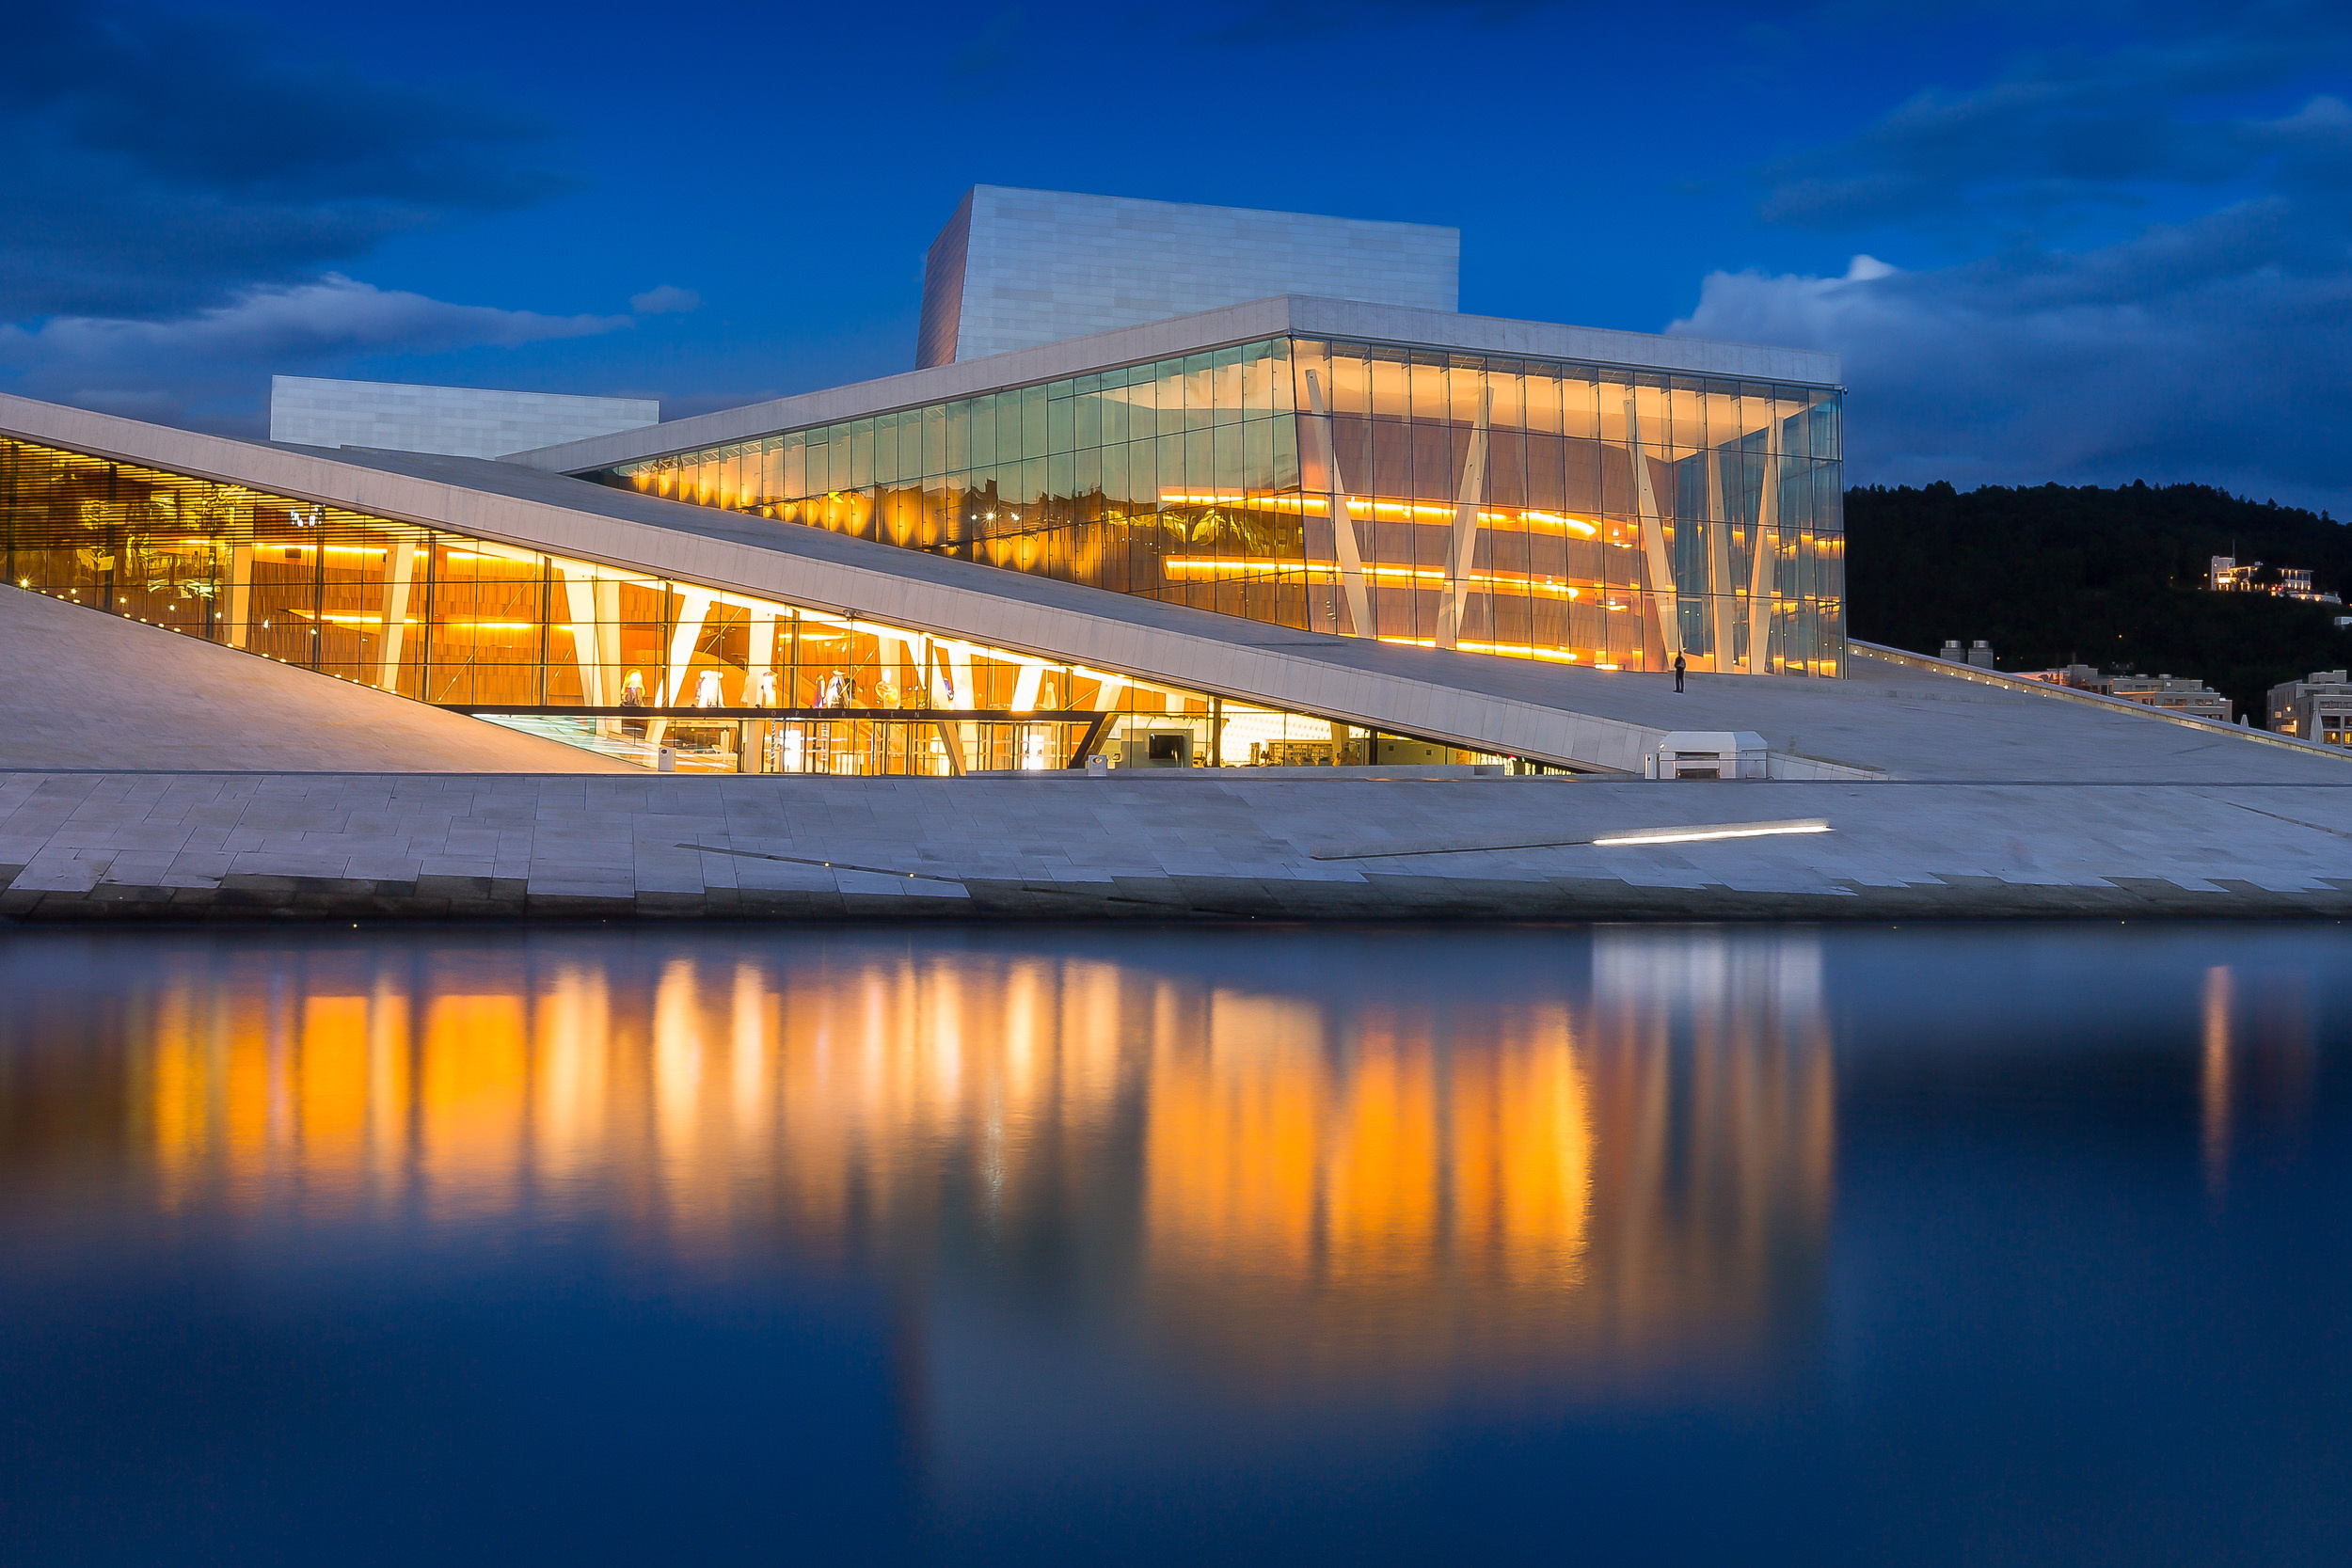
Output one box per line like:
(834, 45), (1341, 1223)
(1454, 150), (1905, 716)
(6, 0), (2348, 511)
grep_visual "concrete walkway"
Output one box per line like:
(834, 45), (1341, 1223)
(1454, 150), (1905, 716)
(5, 768), (2347, 922)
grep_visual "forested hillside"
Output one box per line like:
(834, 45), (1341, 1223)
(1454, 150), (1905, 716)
(1845, 481), (2352, 724)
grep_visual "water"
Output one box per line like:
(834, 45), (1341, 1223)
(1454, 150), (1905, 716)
(1, 924), (2344, 1566)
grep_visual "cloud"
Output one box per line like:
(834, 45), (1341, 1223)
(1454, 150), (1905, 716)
(1714, 6), (2352, 511)
(0, 6), (567, 319)
(1756, 17), (2352, 234)
(0, 276), (630, 430)
(629, 285), (702, 315)
(1673, 216), (2352, 513)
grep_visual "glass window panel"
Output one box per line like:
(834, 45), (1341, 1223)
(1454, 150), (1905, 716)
(1486, 361), (1523, 432)
(990, 393), (1017, 465)
(849, 420), (874, 489)
(1101, 441), (1130, 509)
(1409, 356), (1447, 422)
(924, 405), (946, 478)
(1670, 376), (1706, 451)
(783, 432), (807, 498)
(972, 396), (998, 469)
(1244, 340), (1280, 415)
(1329, 348), (1370, 416)
(1210, 344), (1244, 425)
(1242, 420), (1274, 492)
(1369, 352), (1409, 419)
(1521, 369), (1562, 436)
(1048, 390), (1074, 455)
(1269, 409), (1299, 489)
(1562, 370), (1598, 439)
(1021, 385), (1046, 459)
(1156, 359), (1187, 438)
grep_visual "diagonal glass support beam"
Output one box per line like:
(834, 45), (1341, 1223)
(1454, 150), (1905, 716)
(1626, 395), (1680, 661)
(1436, 385), (1491, 651)
(376, 537), (416, 691)
(1301, 371), (1374, 639)
(1706, 448), (1736, 673)
(1749, 432), (1780, 673)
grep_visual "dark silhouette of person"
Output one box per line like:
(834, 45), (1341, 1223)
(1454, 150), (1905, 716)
(1673, 653), (1687, 693)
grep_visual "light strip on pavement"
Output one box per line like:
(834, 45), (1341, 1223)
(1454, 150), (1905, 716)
(1593, 819), (1832, 847)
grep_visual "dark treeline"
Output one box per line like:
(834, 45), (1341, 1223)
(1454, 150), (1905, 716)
(1846, 480), (2352, 724)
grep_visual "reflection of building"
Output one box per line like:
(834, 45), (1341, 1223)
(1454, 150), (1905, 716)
(2, 187), (1845, 778)
(27, 932), (1834, 1402)
(2267, 670), (2352, 745)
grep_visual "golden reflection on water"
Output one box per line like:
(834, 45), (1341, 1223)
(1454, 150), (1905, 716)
(18, 933), (1836, 1392)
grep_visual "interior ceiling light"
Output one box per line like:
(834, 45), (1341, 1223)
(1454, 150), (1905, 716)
(1594, 818), (1831, 847)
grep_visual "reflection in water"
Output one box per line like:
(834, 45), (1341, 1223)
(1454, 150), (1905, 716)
(2204, 966), (2234, 1199)
(7, 932), (1835, 1406)
(4, 926), (2344, 1567)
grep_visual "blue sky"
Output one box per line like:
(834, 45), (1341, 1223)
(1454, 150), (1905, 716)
(4, 0), (2348, 511)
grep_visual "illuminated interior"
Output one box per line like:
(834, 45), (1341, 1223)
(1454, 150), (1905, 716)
(0, 433), (1505, 772)
(587, 337), (1846, 676)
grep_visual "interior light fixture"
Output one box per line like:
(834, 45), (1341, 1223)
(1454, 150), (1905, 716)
(1594, 818), (1831, 847)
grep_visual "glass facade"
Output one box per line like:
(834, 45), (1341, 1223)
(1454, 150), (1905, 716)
(0, 434), (1501, 772)
(588, 337), (1845, 675)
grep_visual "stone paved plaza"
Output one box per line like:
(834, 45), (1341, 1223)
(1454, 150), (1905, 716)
(3, 768), (2347, 922)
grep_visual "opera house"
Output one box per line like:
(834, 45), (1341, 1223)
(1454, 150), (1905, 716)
(3, 188), (2345, 922)
(3, 187), (1845, 779)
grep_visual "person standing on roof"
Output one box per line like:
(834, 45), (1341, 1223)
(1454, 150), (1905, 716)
(1673, 653), (1687, 693)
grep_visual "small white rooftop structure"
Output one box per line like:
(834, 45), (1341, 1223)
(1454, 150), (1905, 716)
(1645, 731), (1769, 780)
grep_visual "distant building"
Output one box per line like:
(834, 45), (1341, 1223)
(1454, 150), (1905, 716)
(2016, 663), (2103, 690)
(2105, 674), (2232, 724)
(2268, 671), (2352, 746)
(2209, 555), (2341, 604)
(1939, 639), (1998, 668)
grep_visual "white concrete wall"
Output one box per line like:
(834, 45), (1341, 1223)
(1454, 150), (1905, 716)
(270, 377), (659, 460)
(929, 187), (1458, 364)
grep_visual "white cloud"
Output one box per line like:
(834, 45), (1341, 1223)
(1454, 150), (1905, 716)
(0, 274), (631, 430)
(0, 274), (626, 370)
(1673, 217), (2352, 515)
(629, 284), (701, 315)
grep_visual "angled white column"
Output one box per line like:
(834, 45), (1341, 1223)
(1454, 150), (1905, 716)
(648, 589), (712, 749)
(558, 566), (613, 736)
(744, 611), (776, 704)
(1301, 371), (1374, 639)
(1626, 395), (1679, 661)
(376, 537), (416, 691)
(1435, 385), (1491, 651)
(1749, 434), (1780, 673)
(949, 643), (976, 709)
(1705, 451), (1735, 673)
